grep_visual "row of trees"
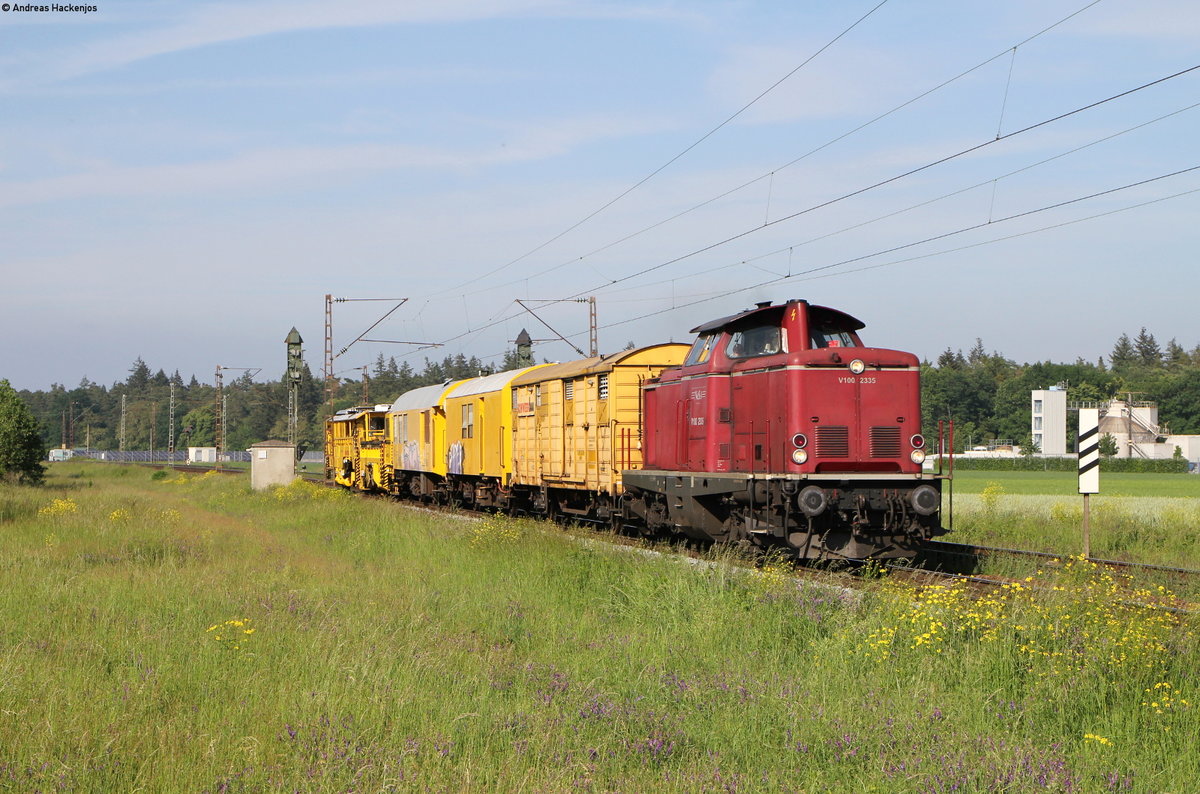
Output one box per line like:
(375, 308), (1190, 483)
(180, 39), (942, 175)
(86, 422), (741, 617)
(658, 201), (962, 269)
(924, 329), (1200, 452)
(12, 352), (507, 459)
(4, 326), (1199, 476)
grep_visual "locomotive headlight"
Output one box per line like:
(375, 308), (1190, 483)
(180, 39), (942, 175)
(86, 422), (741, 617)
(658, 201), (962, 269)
(791, 448), (808, 465)
(910, 449), (926, 464)
(849, 359), (866, 374)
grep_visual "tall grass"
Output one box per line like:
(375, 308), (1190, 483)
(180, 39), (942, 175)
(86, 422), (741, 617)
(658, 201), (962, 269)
(2, 462), (1197, 791)
(949, 486), (1200, 570)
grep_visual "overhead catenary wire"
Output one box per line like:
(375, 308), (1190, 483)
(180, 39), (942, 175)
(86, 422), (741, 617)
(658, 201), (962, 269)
(591, 98), (1200, 299)
(423, 0), (895, 299)
(406, 161), (1200, 365)
(558, 62), (1200, 301)
(592, 165), (1200, 331)
(394, 17), (1200, 365)
(448, 0), (1109, 300)
(463, 178), (1200, 365)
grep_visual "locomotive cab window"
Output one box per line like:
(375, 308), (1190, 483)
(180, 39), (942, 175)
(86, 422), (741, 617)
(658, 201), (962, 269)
(808, 315), (860, 349)
(368, 415), (386, 433)
(726, 324), (784, 359)
(683, 333), (717, 367)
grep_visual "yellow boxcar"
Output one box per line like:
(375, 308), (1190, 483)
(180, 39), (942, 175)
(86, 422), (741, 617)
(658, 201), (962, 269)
(324, 404), (392, 491)
(510, 344), (689, 515)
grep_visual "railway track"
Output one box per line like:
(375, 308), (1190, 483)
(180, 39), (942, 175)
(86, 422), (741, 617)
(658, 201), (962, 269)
(918, 539), (1200, 591)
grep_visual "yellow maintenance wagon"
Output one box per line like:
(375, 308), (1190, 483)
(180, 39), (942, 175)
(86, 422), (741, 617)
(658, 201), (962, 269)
(324, 403), (393, 491)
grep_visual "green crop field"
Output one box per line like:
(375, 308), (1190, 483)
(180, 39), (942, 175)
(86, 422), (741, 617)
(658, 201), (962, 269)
(2, 462), (1197, 791)
(943, 470), (1200, 567)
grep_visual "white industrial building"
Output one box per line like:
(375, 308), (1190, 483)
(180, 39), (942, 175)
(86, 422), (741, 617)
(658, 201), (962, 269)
(1031, 390), (1200, 465)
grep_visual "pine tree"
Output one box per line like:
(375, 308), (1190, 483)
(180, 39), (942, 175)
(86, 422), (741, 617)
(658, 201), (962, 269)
(1165, 338), (1189, 370)
(967, 338), (986, 367)
(1134, 327), (1162, 368)
(936, 348), (966, 369)
(1109, 334), (1136, 370)
(127, 357), (151, 390)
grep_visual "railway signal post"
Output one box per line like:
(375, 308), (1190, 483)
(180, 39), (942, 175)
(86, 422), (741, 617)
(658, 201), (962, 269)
(1078, 409), (1100, 558)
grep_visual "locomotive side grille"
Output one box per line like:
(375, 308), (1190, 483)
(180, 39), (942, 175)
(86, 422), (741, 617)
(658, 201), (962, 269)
(814, 426), (849, 458)
(870, 426), (901, 458)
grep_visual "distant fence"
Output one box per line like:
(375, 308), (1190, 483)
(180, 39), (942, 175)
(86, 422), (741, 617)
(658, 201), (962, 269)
(945, 456), (1190, 474)
(56, 450), (326, 465)
(62, 450), (250, 464)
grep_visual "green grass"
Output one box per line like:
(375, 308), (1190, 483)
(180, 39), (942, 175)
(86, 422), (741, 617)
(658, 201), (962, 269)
(2, 463), (1198, 791)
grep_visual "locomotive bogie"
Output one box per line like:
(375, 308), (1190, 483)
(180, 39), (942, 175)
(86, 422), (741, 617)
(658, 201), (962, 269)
(621, 470), (943, 560)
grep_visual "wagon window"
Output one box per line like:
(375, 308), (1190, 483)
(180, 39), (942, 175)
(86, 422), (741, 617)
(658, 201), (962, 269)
(564, 380), (574, 401)
(726, 324), (783, 359)
(461, 403), (475, 439)
(598, 374), (609, 400)
(395, 414), (407, 442)
(683, 333), (716, 367)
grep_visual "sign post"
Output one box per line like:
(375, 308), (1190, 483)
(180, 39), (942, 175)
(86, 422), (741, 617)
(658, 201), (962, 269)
(1078, 409), (1100, 558)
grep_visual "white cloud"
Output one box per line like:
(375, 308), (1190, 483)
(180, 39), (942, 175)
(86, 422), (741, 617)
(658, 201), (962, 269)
(0, 111), (673, 209)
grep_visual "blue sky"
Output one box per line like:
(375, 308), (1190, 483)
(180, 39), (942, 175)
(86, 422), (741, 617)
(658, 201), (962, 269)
(2, 0), (1198, 391)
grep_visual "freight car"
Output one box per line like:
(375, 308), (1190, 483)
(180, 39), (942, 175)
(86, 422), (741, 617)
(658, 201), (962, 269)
(324, 298), (946, 560)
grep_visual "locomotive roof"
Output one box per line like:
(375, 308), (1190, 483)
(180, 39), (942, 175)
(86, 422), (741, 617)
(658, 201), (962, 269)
(510, 343), (689, 386)
(689, 301), (864, 334)
(329, 405), (382, 422)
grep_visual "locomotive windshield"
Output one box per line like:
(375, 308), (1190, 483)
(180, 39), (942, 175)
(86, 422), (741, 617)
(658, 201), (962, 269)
(726, 323), (783, 359)
(809, 319), (859, 349)
(683, 333), (717, 366)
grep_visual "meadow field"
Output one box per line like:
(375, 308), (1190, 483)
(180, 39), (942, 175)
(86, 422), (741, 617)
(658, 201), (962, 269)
(1, 463), (1197, 792)
(943, 470), (1200, 569)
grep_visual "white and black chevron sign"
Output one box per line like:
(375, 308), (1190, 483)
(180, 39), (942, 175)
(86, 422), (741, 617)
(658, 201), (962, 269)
(1078, 408), (1100, 494)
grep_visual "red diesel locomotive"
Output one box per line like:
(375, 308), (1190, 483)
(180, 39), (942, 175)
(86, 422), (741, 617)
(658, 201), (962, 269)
(621, 298), (945, 560)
